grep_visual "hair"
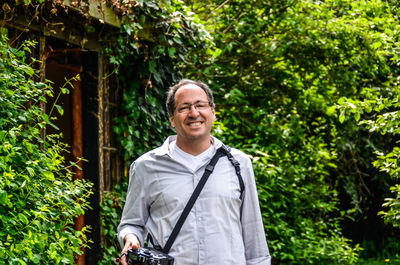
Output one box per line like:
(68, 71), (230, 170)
(166, 79), (215, 116)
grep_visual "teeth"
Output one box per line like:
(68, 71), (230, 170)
(188, 122), (202, 127)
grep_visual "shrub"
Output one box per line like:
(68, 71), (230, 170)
(99, 182), (127, 265)
(0, 31), (92, 264)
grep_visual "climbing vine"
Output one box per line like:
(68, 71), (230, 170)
(106, 0), (210, 161)
(0, 32), (93, 265)
(99, 0), (210, 263)
(1, 0), (210, 263)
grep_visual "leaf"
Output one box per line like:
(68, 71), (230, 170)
(354, 111), (360, 122)
(168, 47), (176, 57)
(43, 171), (55, 181)
(110, 56), (119, 65)
(26, 167), (34, 177)
(0, 131), (5, 141)
(60, 87), (70, 94)
(0, 189), (7, 206)
(339, 110), (346, 123)
(26, 143), (33, 153)
(18, 213), (29, 225)
(149, 60), (156, 74)
(55, 104), (64, 116)
(337, 97), (346, 104)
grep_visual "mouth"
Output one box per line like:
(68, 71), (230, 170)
(187, 121), (204, 127)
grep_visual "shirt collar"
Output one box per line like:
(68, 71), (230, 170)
(154, 135), (223, 157)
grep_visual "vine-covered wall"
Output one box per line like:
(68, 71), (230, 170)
(1, 0), (210, 264)
(3, 0), (399, 264)
(99, 1), (210, 262)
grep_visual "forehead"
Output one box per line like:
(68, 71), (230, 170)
(174, 84), (207, 103)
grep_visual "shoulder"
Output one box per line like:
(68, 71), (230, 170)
(228, 146), (252, 166)
(228, 146), (248, 157)
(213, 137), (252, 164)
(135, 147), (161, 162)
(132, 146), (163, 169)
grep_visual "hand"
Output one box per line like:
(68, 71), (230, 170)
(120, 234), (140, 265)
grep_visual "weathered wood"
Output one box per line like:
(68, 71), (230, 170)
(98, 57), (105, 201)
(71, 51), (85, 265)
(40, 36), (46, 142)
(104, 64), (111, 191)
(63, 0), (121, 28)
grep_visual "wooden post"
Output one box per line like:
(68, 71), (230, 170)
(98, 58), (105, 200)
(39, 35), (46, 142)
(71, 51), (85, 265)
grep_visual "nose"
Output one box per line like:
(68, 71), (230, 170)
(187, 105), (200, 116)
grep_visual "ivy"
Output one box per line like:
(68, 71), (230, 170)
(2, 0), (210, 262)
(104, 0), (210, 163)
(99, 182), (127, 265)
(5, 0), (399, 263)
(100, 0), (210, 262)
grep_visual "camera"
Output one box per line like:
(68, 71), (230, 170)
(125, 247), (174, 265)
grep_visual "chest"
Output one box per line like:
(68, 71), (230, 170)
(147, 157), (242, 213)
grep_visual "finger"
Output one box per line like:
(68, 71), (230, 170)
(121, 255), (128, 265)
(132, 240), (140, 249)
(122, 241), (139, 254)
(121, 246), (130, 255)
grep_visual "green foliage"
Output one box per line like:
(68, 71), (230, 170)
(100, 0), (400, 263)
(100, 0), (210, 262)
(98, 183), (127, 265)
(107, 0), (210, 162)
(338, 86), (400, 227)
(356, 237), (400, 264)
(380, 184), (400, 227)
(0, 32), (93, 264)
(182, 0), (400, 263)
(247, 144), (361, 264)
(335, 1), (400, 225)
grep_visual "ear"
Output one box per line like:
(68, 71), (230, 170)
(169, 115), (176, 128)
(211, 107), (216, 122)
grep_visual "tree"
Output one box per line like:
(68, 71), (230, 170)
(338, 77), (400, 228)
(182, 0), (400, 263)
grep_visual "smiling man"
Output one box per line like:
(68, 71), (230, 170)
(118, 79), (271, 265)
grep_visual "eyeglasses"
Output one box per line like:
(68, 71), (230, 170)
(174, 101), (211, 114)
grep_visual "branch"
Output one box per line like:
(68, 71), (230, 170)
(205, 0), (232, 20)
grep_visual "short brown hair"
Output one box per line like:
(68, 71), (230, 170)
(166, 79), (214, 116)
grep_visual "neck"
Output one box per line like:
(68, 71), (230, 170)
(175, 136), (212, 156)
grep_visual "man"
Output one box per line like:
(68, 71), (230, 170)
(118, 79), (271, 265)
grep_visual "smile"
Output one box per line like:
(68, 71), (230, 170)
(187, 121), (203, 127)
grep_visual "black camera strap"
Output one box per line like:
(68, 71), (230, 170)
(161, 145), (245, 254)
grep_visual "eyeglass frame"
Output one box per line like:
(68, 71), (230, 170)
(173, 100), (213, 114)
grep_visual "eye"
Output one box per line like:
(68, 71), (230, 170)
(195, 102), (208, 109)
(177, 105), (191, 113)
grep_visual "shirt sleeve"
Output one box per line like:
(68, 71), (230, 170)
(117, 161), (149, 249)
(240, 155), (271, 265)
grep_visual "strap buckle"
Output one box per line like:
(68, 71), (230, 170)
(205, 164), (214, 172)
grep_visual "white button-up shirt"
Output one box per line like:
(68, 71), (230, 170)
(118, 136), (271, 265)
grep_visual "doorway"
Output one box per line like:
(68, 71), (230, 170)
(45, 36), (101, 265)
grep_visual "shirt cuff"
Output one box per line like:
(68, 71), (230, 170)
(118, 227), (144, 249)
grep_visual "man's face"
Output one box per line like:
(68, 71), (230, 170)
(170, 84), (215, 144)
